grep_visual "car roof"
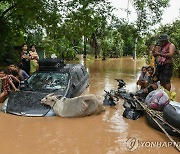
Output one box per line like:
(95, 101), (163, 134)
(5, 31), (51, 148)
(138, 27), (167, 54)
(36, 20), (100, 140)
(38, 63), (83, 73)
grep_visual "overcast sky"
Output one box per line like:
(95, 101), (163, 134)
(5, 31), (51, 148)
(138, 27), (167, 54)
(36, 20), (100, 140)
(109, 0), (180, 25)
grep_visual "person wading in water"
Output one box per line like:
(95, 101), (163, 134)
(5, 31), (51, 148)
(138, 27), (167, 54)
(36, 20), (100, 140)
(153, 34), (176, 91)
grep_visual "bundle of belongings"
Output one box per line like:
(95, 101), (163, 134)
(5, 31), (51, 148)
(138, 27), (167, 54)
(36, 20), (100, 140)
(144, 87), (176, 111)
(145, 89), (170, 110)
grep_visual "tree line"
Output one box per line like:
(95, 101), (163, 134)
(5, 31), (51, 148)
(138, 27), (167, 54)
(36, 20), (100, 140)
(0, 0), (179, 76)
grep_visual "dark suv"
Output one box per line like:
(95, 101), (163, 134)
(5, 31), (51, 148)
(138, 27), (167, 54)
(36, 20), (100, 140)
(2, 58), (89, 117)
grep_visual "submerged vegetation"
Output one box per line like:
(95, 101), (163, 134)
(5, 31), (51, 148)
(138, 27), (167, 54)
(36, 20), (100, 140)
(0, 0), (179, 76)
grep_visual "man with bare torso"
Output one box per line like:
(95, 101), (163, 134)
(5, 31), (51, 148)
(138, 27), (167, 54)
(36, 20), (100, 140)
(153, 34), (176, 91)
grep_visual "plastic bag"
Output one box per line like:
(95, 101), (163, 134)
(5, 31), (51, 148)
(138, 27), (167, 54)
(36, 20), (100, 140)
(164, 88), (176, 101)
(123, 108), (144, 120)
(145, 89), (169, 110)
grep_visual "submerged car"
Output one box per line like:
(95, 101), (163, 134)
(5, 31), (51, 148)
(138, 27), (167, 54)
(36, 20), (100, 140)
(2, 58), (89, 117)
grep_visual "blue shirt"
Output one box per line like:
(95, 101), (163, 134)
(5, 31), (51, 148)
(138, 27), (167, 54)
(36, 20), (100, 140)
(21, 70), (29, 81)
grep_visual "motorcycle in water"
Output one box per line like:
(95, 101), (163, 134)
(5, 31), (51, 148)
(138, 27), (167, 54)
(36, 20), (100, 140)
(115, 79), (144, 120)
(103, 90), (119, 107)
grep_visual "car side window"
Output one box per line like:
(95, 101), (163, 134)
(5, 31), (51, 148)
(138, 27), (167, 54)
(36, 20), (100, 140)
(81, 67), (87, 76)
(72, 70), (79, 86)
(76, 67), (84, 79)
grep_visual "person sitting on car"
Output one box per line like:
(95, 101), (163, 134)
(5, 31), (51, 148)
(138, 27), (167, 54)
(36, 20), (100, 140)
(6, 63), (20, 88)
(17, 63), (29, 81)
(0, 69), (19, 103)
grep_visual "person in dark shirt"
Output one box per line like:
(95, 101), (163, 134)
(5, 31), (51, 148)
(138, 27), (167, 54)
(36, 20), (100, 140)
(18, 63), (29, 81)
(147, 65), (154, 86)
(6, 63), (20, 88)
(21, 43), (31, 75)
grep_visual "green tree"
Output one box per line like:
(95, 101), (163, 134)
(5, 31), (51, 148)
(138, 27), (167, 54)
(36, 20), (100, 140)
(132, 0), (170, 33)
(99, 28), (124, 59)
(63, 0), (114, 58)
(0, 0), (59, 63)
(116, 22), (138, 56)
(130, 0), (170, 58)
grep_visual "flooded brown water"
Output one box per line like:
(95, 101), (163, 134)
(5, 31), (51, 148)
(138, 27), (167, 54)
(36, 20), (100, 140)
(0, 57), (180, 154)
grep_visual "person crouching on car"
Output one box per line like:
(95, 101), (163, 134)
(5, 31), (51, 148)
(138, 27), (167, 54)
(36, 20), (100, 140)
(0, 69), (19, 103)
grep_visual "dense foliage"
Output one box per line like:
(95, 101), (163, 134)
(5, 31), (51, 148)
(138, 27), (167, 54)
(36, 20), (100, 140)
(0, 0), (179, 76)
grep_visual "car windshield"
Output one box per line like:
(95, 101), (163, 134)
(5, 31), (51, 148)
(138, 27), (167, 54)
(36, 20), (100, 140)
(27, 72), (69, 91)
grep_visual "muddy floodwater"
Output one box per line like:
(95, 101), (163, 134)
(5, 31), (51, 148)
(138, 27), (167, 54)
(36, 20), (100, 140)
(0, 57), (180, 154)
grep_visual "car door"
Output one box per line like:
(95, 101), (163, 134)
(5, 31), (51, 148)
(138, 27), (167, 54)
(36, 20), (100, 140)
(80, 65), (89, 87)
(69, 68), (80, 97)
(77, 65), (89, 90)
(67, 65), (89, 98)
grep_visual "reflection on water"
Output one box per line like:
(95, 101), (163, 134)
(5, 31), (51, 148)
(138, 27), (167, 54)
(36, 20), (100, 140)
(0, 57), (179, 154)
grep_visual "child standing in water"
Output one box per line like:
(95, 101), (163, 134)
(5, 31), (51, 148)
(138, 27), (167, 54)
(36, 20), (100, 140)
(0, 69), (19, 103)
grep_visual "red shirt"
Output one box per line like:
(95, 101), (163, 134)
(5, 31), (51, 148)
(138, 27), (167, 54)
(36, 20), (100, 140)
(1, 75), (12, 92)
